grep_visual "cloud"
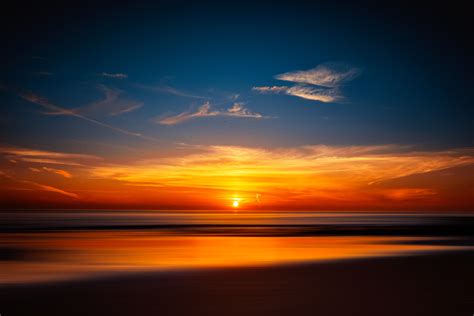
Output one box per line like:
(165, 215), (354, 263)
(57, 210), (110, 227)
(42, 85), (143, 117)
(15, 158), (85, 166)
(18, 90), (150, 140)
(158, 102), (267, 125)
(0, 147), (99, 160)
(90, 144), (474, 206)
(29, 166), (72, 178)
(20, 91), (76, 115)
(30, 182), (79, 199)
(275, 63), (360, 88)
(2, 143), (473, 209)
(44, 167), (71, 178)
(380, 188), (437, 200)
(110, 103), (143, 116)
(253, 63), (360, 103)
(78, 85), (143, 117)
(253, 85), (342, 102)
(0, 146), (100, 167)
(0, 171), (79, 199)
(135, 83), (208, 99)
(101, 72), (128, 79)
(252, 86), (289, 93)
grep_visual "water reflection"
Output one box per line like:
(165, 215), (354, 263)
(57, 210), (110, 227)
(1, 211), (473, 284)
(0, 231), (470, 284)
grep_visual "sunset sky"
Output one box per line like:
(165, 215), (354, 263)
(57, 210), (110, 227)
(1, 2), (472, 211)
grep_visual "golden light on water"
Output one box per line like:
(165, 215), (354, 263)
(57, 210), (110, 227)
(0, 231), (466, 284)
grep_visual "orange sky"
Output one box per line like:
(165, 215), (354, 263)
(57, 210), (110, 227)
(1, 144), (473, 211)
(1, 1), (473, 215)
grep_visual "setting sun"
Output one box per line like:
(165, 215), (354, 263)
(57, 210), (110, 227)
(232, 201), (239, 208)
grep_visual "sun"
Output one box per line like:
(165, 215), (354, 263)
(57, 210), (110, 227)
(232, 200), (239, 208)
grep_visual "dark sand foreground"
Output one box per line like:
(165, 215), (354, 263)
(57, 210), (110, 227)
(1, 252), (473, 316)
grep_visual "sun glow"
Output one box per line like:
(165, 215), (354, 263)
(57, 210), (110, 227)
(3, 144), (473, 210)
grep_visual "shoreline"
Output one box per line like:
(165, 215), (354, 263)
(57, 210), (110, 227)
(1, 251), (473, 316)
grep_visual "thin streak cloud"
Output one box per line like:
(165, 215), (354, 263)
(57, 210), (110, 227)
(0, 146), (100, 166)
(253, 85), (342, 102)
(32, 182), (78, 198)
(0, 147), (99, 160)
(0, 172), (78, 199)
(135, 83), (209, 100)
(18, 180), (79, 199)
(18, 90), (150, 140)
(42, 85), (143, 117)
(30, 166), (72, 178)
(101, 72), (128, 79)
(252, 86), (289, 93)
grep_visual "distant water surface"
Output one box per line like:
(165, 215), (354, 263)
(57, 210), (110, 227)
(2, 210), (470, 228)
(0, 211), (473, 284)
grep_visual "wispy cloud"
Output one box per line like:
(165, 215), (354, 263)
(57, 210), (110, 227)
(135, 83), (208, 99)
(101, 72), (128, 79)
(253, 85), (342, 103)
(2, 144), (473, 209)
(90, 145), (474, 190)
(158, 102), (267, 125)
(18, 89), (149, 139)
(1, 146), (100, 167)
(17, 180), (78, 199)
(29, 166), (72, 178)
(33, 182), (78, 198)
(110, 103), (143, 116)
(0, 172), (78, 199)
(80, 85), (143, 117)
(253, 63), (360, 103)
(42, 85), (143, 117)
(0, 147), (98, 159)
(252, 86), (290, 93)
(90, 144), (474, 207)
(276, 63), (360, 88)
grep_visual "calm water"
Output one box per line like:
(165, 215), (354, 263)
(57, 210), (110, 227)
(1, 211), (473, 284)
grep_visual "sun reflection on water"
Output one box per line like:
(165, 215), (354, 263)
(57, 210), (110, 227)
(0, 231), (468, 284)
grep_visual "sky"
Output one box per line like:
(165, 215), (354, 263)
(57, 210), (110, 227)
(0, 1), (473, 211)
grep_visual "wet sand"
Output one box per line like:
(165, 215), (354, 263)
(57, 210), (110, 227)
(1, 251), (473, 316)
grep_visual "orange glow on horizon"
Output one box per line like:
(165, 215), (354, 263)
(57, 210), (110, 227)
(1, 144), (473, 210)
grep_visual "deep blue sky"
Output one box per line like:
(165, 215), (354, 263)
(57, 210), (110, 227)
(1, 1), (473, 155)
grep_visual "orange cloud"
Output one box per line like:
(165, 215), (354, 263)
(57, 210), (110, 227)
(1, 144), (473, 210)
(43, 167), (72, 178)
(0, 147), (97, 160)
(30, 182), (79, 199)
(29, 166), (72, 178)
(89, 145), (474, 208)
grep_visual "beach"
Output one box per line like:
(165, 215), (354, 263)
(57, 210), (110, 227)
(1, 251), (473, 316)
(1, 211), (473, 315)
